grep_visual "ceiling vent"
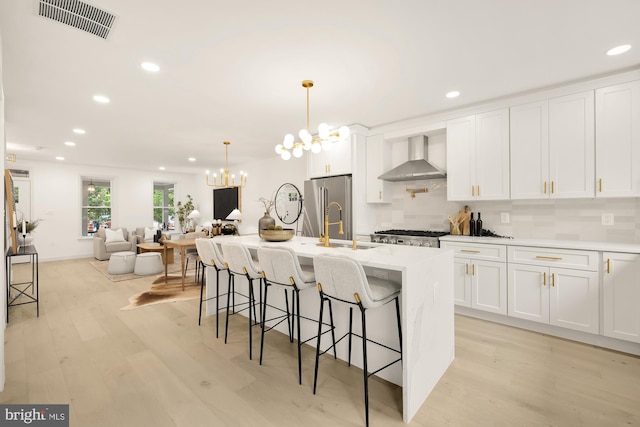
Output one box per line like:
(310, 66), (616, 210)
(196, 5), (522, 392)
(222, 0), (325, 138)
(37, 0), (117, 40)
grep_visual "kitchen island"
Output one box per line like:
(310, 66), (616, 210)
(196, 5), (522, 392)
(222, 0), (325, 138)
(206, 234), (454, 423)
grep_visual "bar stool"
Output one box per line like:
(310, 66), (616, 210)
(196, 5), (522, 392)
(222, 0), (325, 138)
(195, 238), (228, 336)
(312, 253), (402, 427)
(220, 242), (263, 360)
(258, 245), (333, 385)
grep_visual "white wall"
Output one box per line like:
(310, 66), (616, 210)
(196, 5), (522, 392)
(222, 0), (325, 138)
(1, 28), (6, 391)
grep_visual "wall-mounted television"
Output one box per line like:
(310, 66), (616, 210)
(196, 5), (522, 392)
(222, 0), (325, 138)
(213, 187), (241, 221)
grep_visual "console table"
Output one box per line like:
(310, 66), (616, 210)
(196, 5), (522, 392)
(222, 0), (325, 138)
(5, 245), (39, 323)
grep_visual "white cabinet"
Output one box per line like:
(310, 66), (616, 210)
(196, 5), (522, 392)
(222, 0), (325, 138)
(307, 137), (352, 178)
(602, 252), (640, 343)
(510, 100), (549, 199)
(446, 109), (510, 201)
(365, 134), (391, 203)
(510, 91), (595, 199)
(441, 242), (507, 314)
(595, 80), (640, 197)
(507, 246), (599, 334)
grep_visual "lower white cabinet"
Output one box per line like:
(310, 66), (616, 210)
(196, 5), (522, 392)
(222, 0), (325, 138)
(443, 242), (507, 314)
(507, 246), (599, 334)
(602, 252), (640, 343)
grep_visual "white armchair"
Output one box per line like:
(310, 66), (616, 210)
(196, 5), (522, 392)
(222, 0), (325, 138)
(93, 227), (136, 260)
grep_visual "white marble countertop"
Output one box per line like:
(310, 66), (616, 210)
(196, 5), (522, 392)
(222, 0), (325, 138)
(439, 235), (640, 254)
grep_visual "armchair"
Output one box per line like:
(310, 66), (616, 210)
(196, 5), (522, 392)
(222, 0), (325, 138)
(131, 227), (160, 245)
(93, 227), (136, 260)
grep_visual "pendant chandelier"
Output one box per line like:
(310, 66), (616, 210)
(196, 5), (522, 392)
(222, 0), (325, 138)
(275, 80), (350, 160)
(205, 141), (247, 188)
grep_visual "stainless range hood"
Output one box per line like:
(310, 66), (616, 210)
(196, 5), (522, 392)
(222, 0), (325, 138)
(378, 135), (446, 181)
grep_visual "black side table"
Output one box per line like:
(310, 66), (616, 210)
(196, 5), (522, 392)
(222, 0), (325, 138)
(5, 245), (39, 323)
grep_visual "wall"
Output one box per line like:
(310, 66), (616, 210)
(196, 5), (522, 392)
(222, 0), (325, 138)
(1, 28), (5, 390)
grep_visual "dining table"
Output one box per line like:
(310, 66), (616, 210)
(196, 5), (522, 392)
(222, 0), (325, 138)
(162, 238), (197, 290)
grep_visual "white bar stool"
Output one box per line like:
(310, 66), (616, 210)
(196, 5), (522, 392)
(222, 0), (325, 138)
(220, 242), (263, 360)
(257, 245), (332, 385)
(195, 238), (228, 336)
(312, 253), (403, 427)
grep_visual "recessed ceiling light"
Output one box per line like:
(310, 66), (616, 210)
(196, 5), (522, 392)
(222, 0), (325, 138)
(64, 141), (76, 146)
(73, 128), (86, 134)
(188, 157), (196, 162)
(56, 156), (65, 161)
(141, 62), (160, 72)
(606, 44), (631, 56)
(93, 94), (110, 104)
(446, 91), (460, 99)
(159, 166), (166, 171)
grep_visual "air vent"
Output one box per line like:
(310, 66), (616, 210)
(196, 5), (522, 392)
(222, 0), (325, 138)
(37, 0), (117, 40)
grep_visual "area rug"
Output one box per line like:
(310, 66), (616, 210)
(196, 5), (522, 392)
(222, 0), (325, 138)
(120, 276), (201, 310)
(89, 251), (195, 282)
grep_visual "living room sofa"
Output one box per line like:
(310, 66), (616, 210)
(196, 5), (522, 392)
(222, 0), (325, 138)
(93, 227), (137, 260)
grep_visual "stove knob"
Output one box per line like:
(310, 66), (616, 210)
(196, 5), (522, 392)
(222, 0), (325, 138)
(381, 238), (389, 244)
(413, 241), (422, 246)
(423, 241), (432, 248)
(388, 238), (397, 244)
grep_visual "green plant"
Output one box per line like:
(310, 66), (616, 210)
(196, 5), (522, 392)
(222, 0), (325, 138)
(17, 216), (42, 233)
(176, 194), (194, 232)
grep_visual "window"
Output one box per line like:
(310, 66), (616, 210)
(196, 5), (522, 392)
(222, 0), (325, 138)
(154, 182), (175, 230)
(82, 178), (111, 237)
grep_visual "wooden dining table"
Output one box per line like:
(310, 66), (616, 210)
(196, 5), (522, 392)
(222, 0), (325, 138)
(162, 238), (197, 290)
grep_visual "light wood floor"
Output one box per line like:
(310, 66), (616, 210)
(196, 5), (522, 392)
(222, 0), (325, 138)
(2, 258), (639, 426)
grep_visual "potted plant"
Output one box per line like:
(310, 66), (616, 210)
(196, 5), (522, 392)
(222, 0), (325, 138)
(16, 216), (42, 246)
(176, 194), (195, 233)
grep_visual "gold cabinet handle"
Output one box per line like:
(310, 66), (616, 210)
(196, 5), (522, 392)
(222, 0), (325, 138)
(551, 181), (555, 194)
(465, 263), (469, 275)
(544, 181), (547, 194)
(471, 185), (475, 196)
(472, 264), (475, 276)
(551, 273), (555, 287)
(379, 190), (382, 200)
(543, 271), (547, 286)
(477, 185), (480, 197)
(461, 250), (481, 253)
(535, 255), (563, 261)
(599, 178), (603, 193)
(607, 258), (611, 274)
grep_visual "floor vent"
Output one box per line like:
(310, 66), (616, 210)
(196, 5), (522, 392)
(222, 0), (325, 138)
(37, 0), (117, 40)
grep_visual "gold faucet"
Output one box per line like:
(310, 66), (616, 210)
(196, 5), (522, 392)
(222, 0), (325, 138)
(319, 201), (344, 247)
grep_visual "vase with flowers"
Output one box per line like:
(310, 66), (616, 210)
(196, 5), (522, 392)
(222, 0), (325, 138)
(258, 197), (276, 238)
(17, 216), (42, 246)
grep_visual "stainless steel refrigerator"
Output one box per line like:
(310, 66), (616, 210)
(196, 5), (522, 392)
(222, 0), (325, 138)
(303, 175), (352, 241)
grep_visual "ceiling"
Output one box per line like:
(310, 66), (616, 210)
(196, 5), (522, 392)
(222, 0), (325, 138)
(1, 0), (639, 174)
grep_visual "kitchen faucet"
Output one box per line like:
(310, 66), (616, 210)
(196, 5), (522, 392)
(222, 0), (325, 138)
(319, 201), (344, 247)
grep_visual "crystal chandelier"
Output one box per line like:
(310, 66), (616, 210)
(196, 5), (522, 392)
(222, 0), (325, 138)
(205, 141), (247, 188)
(275, 80), (350, 160)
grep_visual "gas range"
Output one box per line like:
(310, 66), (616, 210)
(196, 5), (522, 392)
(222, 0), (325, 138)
(370, 229), (449, 248)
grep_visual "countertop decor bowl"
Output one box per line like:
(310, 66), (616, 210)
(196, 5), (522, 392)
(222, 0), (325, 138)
(260, 228), (295, 242)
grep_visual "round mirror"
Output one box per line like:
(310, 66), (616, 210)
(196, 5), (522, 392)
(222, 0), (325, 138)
(274, 183), (303, 225)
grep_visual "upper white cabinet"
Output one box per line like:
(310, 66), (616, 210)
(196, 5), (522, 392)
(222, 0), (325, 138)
(510, 101), (549, 199)
(446, 108), (509, 201)
(511, 91), (595, 199)
(602, 252), (640, 343)
(365, 134), (391, 203)
(595, 80), (640, 197)
(307, 137), (352, 178)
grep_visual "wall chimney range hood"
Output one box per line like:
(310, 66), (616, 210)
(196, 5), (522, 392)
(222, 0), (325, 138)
(378, 135), (446, 182)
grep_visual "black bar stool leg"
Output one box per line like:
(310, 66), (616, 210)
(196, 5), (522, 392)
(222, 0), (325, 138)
(361, 306), (370, 427)
(225, 273), (234, 344)
(198, 264), (205, 326)
(348, 306), (353, 366)
(395, 297), (403, 359)
(259, 282), (270, 365)
(295, 287), (302, 385)
(313, 296), (325, 395)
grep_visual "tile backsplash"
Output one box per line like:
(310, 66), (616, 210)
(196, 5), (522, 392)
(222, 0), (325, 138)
(372, 179), (640, 243)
